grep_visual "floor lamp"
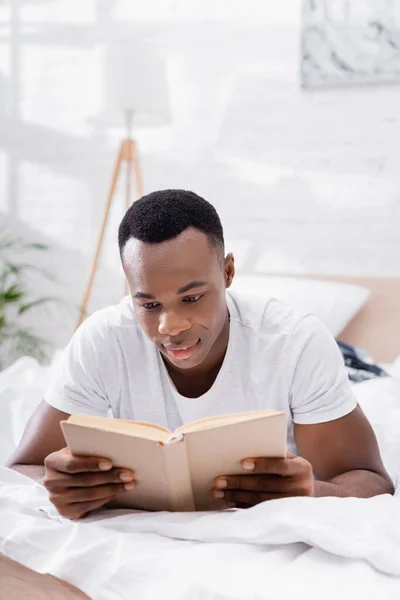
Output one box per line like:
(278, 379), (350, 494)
(76, 111), (143, 328)
(76, 41), (170, 329)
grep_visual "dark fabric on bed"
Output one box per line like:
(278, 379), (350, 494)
(336, 340), (388, 383)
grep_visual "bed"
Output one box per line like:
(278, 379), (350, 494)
(288, 274), (400, 364)
(0, 275), (399, 600)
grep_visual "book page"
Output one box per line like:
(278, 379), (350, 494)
(184, 412), (287, 510)
(169, 409), (283, 439)
(61, 421), (176, 511)
(66, 414), (171, 443)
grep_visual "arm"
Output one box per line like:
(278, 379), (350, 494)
(7, 400), (135, 519)
(7, 400), (70, 482)
(7, 316), (137, 519)
(295, 405), (394, 497)
(289, 316), (393, 497)
(212, 406), (393, 507)
(212, 316), (393, 506)
(8, 313), (109, 475)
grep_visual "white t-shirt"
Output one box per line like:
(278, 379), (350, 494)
(44, 291), (357, 453)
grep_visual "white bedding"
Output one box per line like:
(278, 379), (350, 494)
(0, 357), (400, 600)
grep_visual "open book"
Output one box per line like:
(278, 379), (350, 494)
(61, 409), (287, 512)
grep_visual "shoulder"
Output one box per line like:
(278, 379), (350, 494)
(78, 296), (137, 334)
(227, 289), (314, 341)
(73, 296), (140, 350)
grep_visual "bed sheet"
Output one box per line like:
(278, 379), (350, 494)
(1, 465), (400, 600)
(0, 356), (400, 600)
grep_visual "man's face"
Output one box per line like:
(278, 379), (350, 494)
(122, 227), (234, 371)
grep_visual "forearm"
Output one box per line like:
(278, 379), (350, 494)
(315, 469), (394, 498)
(8, 463), (45, 485)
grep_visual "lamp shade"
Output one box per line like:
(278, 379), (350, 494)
(94, 40), (171, 129)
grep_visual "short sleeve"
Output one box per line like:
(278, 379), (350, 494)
(289, 315), (357, 425)
(44, 314), (111, 417)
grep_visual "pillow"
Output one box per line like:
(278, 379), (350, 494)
(231, 274), (370, 337)
(0, 356), (54, 465)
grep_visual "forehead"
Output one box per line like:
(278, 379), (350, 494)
(122, 228), (221, 291)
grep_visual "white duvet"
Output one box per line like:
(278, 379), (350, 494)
(1, 357), (400, 600)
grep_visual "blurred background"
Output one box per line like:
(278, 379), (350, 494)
(0, 0), (399, 366)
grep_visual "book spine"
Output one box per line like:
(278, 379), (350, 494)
(164, 436), (195, 512)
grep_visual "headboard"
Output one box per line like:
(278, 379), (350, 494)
(291, 275), (400, 364)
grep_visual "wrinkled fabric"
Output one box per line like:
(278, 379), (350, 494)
(337, 339), (389, 382)
(0, 358), (400, 599)
(1, 467), (400, 600)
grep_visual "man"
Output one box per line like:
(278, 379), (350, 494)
(8, 189), (393, 519)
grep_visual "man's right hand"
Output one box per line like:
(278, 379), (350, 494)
(43, 447), (136, 520)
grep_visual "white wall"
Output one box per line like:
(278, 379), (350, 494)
(0, 0), (399, 355)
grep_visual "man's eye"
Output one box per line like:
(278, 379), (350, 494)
(183, 294), (202, 303)
(142, 302), (160, 310)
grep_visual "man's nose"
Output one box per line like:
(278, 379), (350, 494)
(158, 310), (191, 337)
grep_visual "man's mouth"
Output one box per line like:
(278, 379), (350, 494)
(163, 340), (200, 360)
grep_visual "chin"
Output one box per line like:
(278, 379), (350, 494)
(171, 355), (205, 370)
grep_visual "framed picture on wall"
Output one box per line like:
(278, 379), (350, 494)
(301, 0), (400, 88)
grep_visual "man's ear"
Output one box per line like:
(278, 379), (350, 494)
(224, 253), (235, 289)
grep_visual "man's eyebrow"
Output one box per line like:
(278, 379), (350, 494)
(177, 281), (208, 294)
(134, 291), (155, 299)
(134, 281), (208, 299)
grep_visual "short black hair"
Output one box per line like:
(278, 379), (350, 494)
(118, 189), (224, 258)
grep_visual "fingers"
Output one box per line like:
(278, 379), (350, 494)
(45, 448), (114, 474)
(49, 481), (135, 505)
(44, 467), (135, 491)
(43, 448), (137, 520)
(215, 474), (305, 493)
(58, 496), (116, 520)
(45, 468), (136, 519)
(214, 489), (293, 505)
(213, 490), (291, 507)
(241, 455), (311, 476)
(227, 502), (249, 509)
(213, 455), (314, 507)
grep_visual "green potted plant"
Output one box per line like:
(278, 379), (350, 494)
(0, 232), (58, 369)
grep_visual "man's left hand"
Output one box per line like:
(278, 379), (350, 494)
(212, 453), (315, 508)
